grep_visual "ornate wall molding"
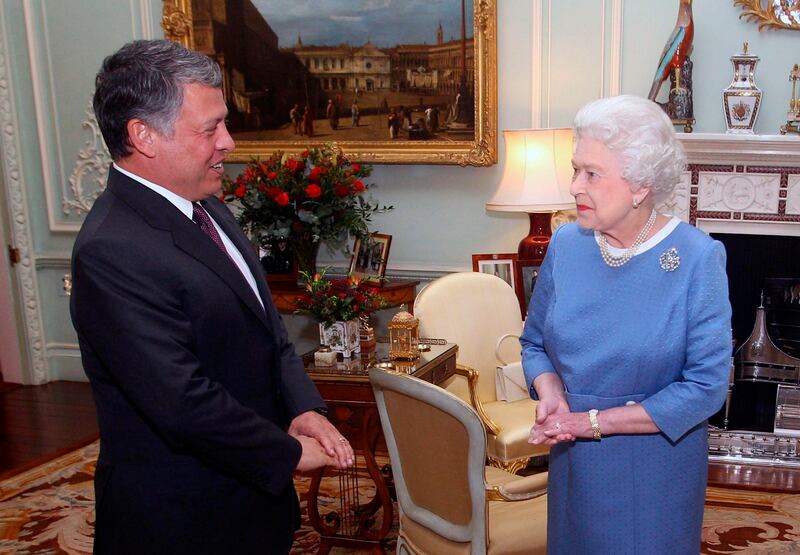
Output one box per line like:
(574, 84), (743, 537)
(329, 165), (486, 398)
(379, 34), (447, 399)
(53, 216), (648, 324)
(64, 100), (110, 215)
(0, 7), (47, 384)
(608, 0), (623, 96)
(530, 0), (543, 128)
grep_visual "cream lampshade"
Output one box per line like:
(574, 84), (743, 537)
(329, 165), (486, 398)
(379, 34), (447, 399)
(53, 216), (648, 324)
(486, 128), (575, 261)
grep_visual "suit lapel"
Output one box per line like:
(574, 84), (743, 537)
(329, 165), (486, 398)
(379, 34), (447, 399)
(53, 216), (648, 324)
(171, 221), (271, 329)
(106, 168), (271, 330)
(202, 199), (286, 329)
(202, 199), (273, 302)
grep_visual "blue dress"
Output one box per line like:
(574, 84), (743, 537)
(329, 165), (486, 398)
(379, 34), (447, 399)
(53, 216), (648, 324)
(521, 220), (731, 555)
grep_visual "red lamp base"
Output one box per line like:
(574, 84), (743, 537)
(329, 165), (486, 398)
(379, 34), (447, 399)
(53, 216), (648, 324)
(518, 212), (554, 262)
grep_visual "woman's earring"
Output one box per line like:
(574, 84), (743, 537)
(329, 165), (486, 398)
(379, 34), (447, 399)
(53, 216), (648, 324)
(632, 198), (640, 209)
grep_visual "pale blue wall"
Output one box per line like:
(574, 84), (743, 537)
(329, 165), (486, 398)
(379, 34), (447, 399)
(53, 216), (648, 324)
(1, 0), (798, 382)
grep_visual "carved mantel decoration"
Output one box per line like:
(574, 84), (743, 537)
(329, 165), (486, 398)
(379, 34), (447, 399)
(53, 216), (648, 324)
(660, 133), (800, 236)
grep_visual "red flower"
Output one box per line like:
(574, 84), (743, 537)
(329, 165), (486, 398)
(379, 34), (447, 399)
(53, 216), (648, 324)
(258, 183), (267, 192)
(308, 167), (322, 182)
(353, 180), (365, 192)
(267, 186), (281, 198)
(235, 185), (247, 198)
(258, 161), (270, 175)
(275, 192), (290, 206)
(243, 166), (258, 181)
(334, 185), (350, 197)
(285, 159), (304, 173)
(351, 164), (361, 172)
(267, 171), (278, 180)
(305, 184), (322, 198)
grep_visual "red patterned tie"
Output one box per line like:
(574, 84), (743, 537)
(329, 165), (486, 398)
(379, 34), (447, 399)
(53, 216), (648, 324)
(192, 202), (233, 261)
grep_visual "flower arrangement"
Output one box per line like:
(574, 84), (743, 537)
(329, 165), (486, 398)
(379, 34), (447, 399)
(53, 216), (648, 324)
(296, 269), (386, 325)
(220, 144), (392, 274)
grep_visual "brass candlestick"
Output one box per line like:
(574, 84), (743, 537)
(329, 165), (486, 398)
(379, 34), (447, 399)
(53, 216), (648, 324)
(780, 64), (800, 135)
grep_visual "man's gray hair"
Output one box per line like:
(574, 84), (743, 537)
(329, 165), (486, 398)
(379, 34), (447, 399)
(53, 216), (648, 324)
(93, 39), (222, 160)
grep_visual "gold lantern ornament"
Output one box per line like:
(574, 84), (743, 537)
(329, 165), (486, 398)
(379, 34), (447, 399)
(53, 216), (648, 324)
(388, 310), (419, 360)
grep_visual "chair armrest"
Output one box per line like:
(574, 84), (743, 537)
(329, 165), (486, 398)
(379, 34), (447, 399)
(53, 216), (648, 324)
(455, 364), (501, 436)
(486, 472), (548, 502)
(494, 332), (521, 366)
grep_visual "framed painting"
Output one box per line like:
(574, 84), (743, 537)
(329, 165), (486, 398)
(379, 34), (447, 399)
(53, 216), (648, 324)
(471, 253), (516, 291)
(350, 233), (392, 284)
(162, 0), (497, 166)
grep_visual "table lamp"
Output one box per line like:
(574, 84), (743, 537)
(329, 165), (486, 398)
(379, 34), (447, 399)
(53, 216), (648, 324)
(486, 128), (575, 261)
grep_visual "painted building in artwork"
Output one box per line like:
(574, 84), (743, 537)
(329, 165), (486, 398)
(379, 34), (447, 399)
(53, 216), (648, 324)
(428, 38), (474, 96)
(351, 42), (391, 92)
(389, 23), (473, 95)
(289, 40), (391, 93)
(189, 0), (312, 131)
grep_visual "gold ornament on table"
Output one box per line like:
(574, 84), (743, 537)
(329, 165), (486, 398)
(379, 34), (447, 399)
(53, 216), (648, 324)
(388, 309), (419, 361)
(359, 314), (377, 352)
(781, 64), (800, 135)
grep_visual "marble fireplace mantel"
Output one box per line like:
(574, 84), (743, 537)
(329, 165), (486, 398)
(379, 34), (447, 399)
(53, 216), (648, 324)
(664, 133), (800, 237)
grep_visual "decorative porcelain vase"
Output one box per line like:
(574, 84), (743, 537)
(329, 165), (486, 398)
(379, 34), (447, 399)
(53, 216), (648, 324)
(723, 43), (762, 134)
(319, 319), (361, 358)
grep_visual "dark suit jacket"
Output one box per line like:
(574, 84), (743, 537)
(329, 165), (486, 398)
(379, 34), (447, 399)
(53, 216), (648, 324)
(70, 167), (324, 554)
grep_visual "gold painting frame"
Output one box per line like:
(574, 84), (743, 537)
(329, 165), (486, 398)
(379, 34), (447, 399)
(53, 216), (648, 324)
(162, 0), (497, 166)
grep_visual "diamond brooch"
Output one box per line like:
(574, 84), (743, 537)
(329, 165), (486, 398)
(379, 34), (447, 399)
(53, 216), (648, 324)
(659, 247), (681, 272)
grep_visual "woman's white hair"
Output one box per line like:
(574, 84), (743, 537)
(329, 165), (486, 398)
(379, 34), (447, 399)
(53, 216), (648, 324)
(573, 95), (686, 201)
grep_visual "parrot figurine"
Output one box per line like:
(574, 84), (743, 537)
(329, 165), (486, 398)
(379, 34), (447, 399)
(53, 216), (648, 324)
(647, 0), (694, 102)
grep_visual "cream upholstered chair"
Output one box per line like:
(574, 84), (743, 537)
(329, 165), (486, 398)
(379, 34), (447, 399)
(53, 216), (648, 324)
(369, 367), (547, 555)
(414, 272), (548, 473)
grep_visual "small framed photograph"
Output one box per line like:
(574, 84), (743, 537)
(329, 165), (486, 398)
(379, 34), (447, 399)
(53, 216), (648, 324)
(472, 253), (517, 291)
(259, 237), (297, 284)
(350, 233), (392, 284)
(515, 260), (541, 315)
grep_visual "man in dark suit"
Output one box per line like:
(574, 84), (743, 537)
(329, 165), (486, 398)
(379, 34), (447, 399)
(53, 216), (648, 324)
(70, 39), (354, 554)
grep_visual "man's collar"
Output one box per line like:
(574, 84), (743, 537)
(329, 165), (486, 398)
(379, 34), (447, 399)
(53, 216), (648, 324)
(112, 163), (193, 220)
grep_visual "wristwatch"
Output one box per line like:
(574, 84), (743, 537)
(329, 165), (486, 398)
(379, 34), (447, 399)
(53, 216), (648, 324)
(588, 409), (602, 440)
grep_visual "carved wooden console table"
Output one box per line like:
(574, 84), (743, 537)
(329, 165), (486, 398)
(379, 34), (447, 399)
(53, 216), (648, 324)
(301, 342), (457, 554)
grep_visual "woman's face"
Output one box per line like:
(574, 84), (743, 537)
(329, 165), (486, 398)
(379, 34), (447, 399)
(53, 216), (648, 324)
(569, 137), (644, 236)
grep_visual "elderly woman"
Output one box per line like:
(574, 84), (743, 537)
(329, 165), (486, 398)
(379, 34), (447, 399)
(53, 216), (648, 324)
(521, 95), (731, 554)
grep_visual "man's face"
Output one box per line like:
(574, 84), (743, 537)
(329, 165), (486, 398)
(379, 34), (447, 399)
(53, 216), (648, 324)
(152, 83), (234, 201)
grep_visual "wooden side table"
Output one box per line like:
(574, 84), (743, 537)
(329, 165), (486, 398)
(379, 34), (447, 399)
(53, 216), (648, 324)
(301, 342), (457, 554)
(269, 279), (420, 314)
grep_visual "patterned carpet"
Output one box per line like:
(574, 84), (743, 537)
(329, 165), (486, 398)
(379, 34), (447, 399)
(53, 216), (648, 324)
(1, 441), (799, 554)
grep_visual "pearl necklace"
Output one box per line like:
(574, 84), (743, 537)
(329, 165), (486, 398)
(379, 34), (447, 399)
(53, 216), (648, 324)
(598, 208), (657, 268)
